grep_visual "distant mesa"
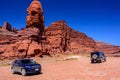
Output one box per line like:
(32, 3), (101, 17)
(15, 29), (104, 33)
(0, 22), (17, 33)
(96, 41), (120, 54)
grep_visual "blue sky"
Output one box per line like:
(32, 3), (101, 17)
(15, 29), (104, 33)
(0, 0), (120, 45)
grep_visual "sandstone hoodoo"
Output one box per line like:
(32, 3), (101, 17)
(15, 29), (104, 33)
(16, 0), (45, 57)
(26, 0), (44, 37)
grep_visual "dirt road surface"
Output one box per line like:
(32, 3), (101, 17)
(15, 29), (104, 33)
(0, 56), (120, 80)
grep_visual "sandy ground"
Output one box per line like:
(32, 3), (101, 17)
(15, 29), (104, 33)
(0, 56), (120, 80)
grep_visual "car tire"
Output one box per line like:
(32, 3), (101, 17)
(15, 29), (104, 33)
(37, 71), (41, 74)
(11, 68), (15, 74)
(91, 60), (94, 63)
(21, 69), (26, 76)
(99, 59), (102, 63)
(104, 58), (106, 62)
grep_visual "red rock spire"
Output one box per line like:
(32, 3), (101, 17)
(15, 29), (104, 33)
(26, 0), (44, 31)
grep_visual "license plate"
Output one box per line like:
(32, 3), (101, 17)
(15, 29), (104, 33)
(35, 68), (39, 71)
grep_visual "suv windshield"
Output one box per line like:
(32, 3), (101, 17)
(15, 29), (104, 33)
(21, 59), (36, 64)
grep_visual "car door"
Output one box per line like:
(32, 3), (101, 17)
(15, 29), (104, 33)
(16, 60), (23, 73)
(14, 60), (20, 72)
(12, 60), (17, 72)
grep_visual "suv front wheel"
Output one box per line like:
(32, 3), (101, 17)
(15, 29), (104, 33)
(21, 69), (26, 76)
(11, 68), (15, 74)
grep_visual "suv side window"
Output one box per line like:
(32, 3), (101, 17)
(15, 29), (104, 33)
(14, 60), (21, 66)
(13, 60), (17, 66)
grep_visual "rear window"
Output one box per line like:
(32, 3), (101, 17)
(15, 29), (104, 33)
(91, 52), (102, 56)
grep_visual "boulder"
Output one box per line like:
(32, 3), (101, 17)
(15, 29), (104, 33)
(17, 40), (31, 57)
(27, 41), (42, 57)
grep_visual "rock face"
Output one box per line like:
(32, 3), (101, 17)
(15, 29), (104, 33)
(96, 42), (120, 54)
(0, 27), (43, 60)
(0, 20), (97, 59)
(45, 21), (96, 55)
(17, 28), (42, 57)
(0, 34), (19, 59)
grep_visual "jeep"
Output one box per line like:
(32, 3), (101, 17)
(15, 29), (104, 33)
(91, 51), (106, 63)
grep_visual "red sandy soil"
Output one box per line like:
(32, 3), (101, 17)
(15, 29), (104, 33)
(0, 56), (120, 80)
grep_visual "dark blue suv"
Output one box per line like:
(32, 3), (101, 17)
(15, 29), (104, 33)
(11, 59), (41, 76)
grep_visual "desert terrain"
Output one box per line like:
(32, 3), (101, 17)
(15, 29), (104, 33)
(0, 55), (120, 80)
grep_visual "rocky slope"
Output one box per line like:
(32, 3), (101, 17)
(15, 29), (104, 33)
(0, 20), (97, 59)
(96, 41), (120, 54)
(45, 21), (96, 55)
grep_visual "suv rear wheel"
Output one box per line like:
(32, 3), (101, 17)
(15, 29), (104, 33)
(91, 60), (94, 63)
(99, 60), (102, 63)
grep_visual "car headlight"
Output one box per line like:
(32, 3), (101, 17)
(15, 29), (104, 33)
(36, 65), (40, 68)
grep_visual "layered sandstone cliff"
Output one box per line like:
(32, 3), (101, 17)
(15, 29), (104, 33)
(45, 21), (96, 55)
(0, 21), (97, 59)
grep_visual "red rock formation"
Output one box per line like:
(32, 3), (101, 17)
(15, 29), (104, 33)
(27, 41), (42, 57)
(45, 21), (97, 55)
(0, 0), (98, 60)
(45, 21), (70, 54)
(26, 0), (44, 36)
(24, 0), (45, 57)
(96, 41), (120, 54)
(0, 35), (19, 59)
(17, 28), (42, 57)
(0, 20), (97, 59)
(2, 22), (17, 32)
(0, 28), (43, 59)
(0, 0), (45, 60)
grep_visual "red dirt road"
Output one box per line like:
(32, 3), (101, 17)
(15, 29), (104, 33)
(0, 56), (120, 80)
